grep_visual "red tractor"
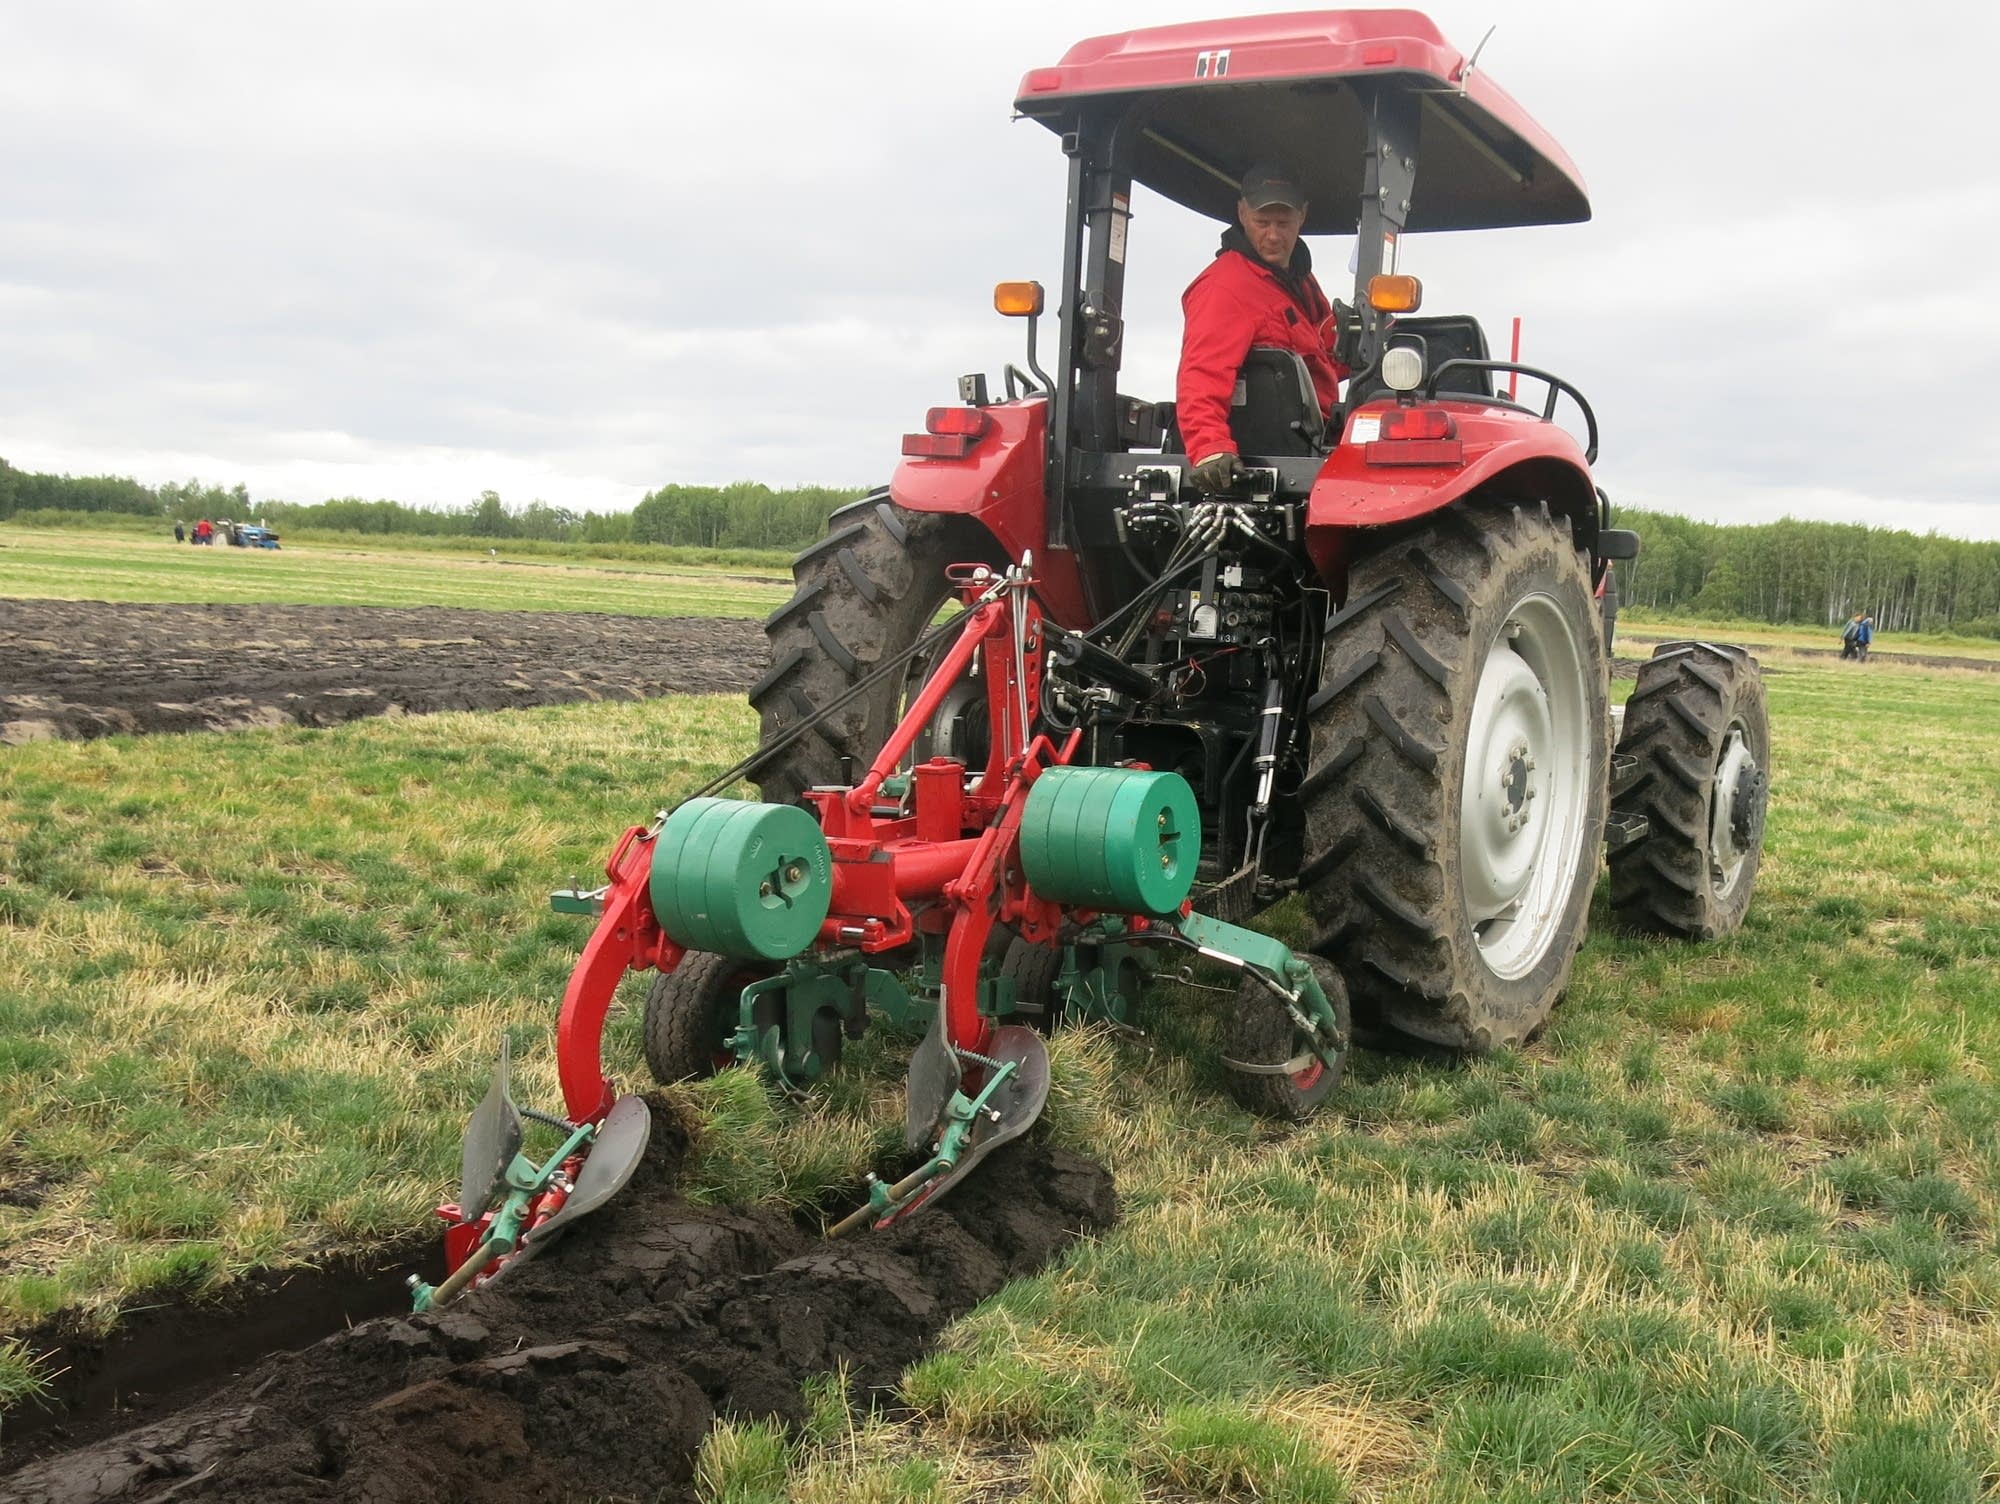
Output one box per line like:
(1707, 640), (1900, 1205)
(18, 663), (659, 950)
(416, 10), (1770, 1303)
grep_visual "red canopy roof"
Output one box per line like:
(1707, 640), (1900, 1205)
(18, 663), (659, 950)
(1014, 10), (1589, 233)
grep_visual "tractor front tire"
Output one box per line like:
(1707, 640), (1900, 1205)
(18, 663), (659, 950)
(1224, 954), (1349, 1120)
(1302, 500), (1609, 1051)
(642, 951), (760, 1084)
(749, 490), (988, 806)
(1610, 643), (1769, 938)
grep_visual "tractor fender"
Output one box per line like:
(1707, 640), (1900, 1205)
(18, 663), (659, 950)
(889, 397), (1091, 624)
(1304, 400), (1600, 595)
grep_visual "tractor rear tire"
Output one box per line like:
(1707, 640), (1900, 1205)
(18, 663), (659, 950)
(1610, 643), (1769, 938)
(1301, 499), (1609, 1051)
(1224, 954), (1349, 1120)
(749, 490), (990, 806)
(642, 951), (759, 1084)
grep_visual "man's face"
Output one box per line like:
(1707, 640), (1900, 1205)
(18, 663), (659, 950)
(1238, 198), (1307, 268)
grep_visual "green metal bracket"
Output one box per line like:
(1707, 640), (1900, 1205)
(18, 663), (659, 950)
(549, 884), (605, 917)
(726, 958), (932, 1087)
(831, 1055), (1021, 1236)
(1168, 911), (1345, 1071)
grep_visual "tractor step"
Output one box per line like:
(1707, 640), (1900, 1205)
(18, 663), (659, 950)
(1608, 751), (1642, 796)
(1605, 811), (1650, 850)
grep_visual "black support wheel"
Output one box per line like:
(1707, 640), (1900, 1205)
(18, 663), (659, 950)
(1223, 954), (1349, 1120)
(999, 934), (1064, 1030)
(1301, 499), (1610, 1051)
(748, 489), (991, 806)
(642, 951), (764, 1084)
(1610, 642), (1769, 938)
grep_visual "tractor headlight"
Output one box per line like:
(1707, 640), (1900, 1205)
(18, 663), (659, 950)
(1382, 345), (1425, 393)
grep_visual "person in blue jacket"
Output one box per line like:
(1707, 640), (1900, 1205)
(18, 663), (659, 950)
(1856, 614), (1874, 661)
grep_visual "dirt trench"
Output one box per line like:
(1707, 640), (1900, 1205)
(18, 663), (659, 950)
(1, 1111), (1116, 1504)
(0, 601), (772, 744)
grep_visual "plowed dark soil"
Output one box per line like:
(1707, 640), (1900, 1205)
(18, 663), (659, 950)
(2, 1107), (1116, 1504)
(0, 601), (771, 744)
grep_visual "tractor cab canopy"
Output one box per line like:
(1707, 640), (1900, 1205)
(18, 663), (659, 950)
(1001, 9), (1591, 572)
(1014, 9), (1589, 233)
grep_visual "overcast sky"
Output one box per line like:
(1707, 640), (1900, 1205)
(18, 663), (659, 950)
(4, 2), (1997, 539)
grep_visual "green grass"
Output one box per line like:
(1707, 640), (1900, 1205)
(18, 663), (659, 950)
(2, 655), (1998, 1499)
(0, 524), (790, 617)
(701, 656), (2000, 1502)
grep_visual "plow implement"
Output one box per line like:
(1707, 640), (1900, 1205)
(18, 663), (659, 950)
(419, 556), (1348, 1303)
(409, 4), (1772, 1320)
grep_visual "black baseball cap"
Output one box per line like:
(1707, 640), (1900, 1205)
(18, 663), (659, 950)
(1238, 163), (1306, 210)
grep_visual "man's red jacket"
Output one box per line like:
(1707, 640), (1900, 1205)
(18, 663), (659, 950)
(1176, 230), (1348, 463)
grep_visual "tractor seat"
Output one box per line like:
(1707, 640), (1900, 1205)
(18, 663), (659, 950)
(1228, 346), (1326, 457)
(1344, 314), (1495, 407)
(1147, 346), (1327, 460)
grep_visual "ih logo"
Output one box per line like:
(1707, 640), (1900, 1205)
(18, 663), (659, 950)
(1195, 48), (1230, 78)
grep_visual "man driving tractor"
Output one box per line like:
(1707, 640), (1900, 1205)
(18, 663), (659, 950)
(1177, 163), (1351, 493)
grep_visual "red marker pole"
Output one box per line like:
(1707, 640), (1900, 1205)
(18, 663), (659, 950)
(1509, 316), (1521, 401)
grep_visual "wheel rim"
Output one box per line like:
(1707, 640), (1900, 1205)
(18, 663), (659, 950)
(901, 598), (988, 777)
(1709, 721), (1761, 899)
(1458, 591), (1594, 980)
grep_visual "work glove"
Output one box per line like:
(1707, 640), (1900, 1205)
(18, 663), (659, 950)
(1190, 451), (1241, 494)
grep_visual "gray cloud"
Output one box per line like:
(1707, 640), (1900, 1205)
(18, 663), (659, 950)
(2, 0), (1996, 537)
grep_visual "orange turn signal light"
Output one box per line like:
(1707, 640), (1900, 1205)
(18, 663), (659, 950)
(994, 280), (1045, 317)
(1367, 274), (1424, 313)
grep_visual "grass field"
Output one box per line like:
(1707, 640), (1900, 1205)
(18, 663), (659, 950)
(0, 525), (790, 618)
(2, 644), (1997, 1498)
(6, 523), (1998, 672)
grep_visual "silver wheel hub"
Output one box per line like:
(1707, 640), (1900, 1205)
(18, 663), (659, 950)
(1709, 726), (1760, 899)
(1459, 596), (1593, 981)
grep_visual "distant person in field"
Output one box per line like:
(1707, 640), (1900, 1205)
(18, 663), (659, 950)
(1841, 613), (1863, 659)
(173, 521), (185, 544)
(1177, 162), (1351, 494)
(194, 518), (213, 545)
(1857, 614), (1874, 661)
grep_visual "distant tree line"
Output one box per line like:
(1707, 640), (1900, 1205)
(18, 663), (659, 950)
(5, 456), (1998, 636)
(1615, 509), (2000, 637)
